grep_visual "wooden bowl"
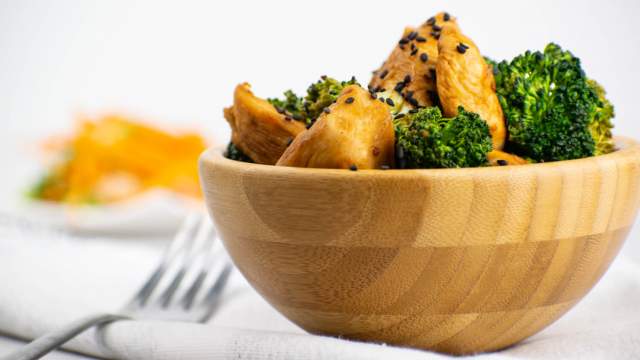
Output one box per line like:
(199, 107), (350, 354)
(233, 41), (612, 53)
(199, 137), (640, 355)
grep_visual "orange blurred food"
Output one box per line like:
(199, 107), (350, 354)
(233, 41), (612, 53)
(30, 114), (207, 204)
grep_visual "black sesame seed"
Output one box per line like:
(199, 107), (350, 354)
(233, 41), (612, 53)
(378, 88), (386, 92)
(460, 42), (469, 49)
(406, 90), (415, 98)
(432, 24), (442, 31)
(410, 48), (418, 56)
(284, 116), (292, 121)
(386, 98), (395, 106)
(369, 92), (377, 99)
(408, 97), (419, 107)
(399, 38), (409, 45)
(416, 36), (427, 42)
(408, 31), (418, 40)
(431, 32), (440, 39)
(323, 107), (331, 114)
(345, 97), (355, 104)
(420, 53), (428, 62)
(411, 43), (416, 51)
(497, 159), (508, 166)
(443, 12), (451, 21)
(399, 45), (405, 50)
(394, 113), (406, 119)
(320, 75), (327, 80)
(306, 122), (313, 129)
(404, 75), (412, 84)
(394, 82), (405, 92)
(456, 44), (467, 54)
(349, 164), (358, 171)
(379, 97), (385, 103)
(427, 17), (436, 25)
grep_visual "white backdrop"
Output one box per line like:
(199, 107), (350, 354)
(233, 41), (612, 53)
(1, 0), (639, 258)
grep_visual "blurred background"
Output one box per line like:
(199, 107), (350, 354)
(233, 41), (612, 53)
(1, 0), (639, 252)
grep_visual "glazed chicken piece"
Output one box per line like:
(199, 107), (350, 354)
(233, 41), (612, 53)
(436, 23), (506, 150)
(224, 83), (306, 165)
(369, 12), (455, 109)
(277, 85), (395, 169)
(487, 150), (529, 166)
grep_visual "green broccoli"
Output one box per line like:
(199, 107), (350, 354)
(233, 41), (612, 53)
(267, 90), (305, 121)
(225, 142), (254, 163)
(588, 79), (615, 155)
(394, 106), (493, 169)
(267, 76), (358, 126)
(494, 43), (609, 161)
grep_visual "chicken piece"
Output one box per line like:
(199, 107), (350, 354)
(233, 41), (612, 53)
(369, 12), (455, 109)
(436, 23), (506, 150)
(224, 83), (306, 165)
(276, 85), (394, 169)
(487, 150), (529, 166)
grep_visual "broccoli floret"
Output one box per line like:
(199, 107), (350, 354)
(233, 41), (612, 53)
(267, 76), (358, 126)
(495, 43), (602, 162)
(225, 142), (254, 163)
(394, 106), (493, 169)
(267, 90), (305, 121)
(587, 79), (615, 155)
(304, 76), (358, 121)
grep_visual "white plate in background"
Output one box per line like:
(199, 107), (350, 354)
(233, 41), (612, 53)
(9, 189), (203, 236)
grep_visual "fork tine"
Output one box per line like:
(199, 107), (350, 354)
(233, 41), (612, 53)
(130, 213), (200, 307)
(199, 260), (234, 322)
(158, 216), (212, 308)
(181, 222), (216, 310)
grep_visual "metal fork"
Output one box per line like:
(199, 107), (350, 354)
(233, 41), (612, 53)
(2, 213), (233, 360)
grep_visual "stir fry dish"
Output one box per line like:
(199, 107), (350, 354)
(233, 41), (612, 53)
(224, 12), (615, 170)
(30, 114), (207, 204)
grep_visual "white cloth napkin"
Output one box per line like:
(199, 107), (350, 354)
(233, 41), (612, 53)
(1, 215), (639, 360)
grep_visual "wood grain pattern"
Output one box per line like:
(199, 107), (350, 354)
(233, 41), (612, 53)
(199, 137), (640, 355)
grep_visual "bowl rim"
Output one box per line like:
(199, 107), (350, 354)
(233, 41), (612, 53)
(200, 136), (639, 177)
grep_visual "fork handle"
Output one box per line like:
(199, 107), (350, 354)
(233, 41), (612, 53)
(1, 313), (127, 360)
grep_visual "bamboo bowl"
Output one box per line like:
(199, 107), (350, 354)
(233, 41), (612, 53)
(199, 137), (640, 355)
